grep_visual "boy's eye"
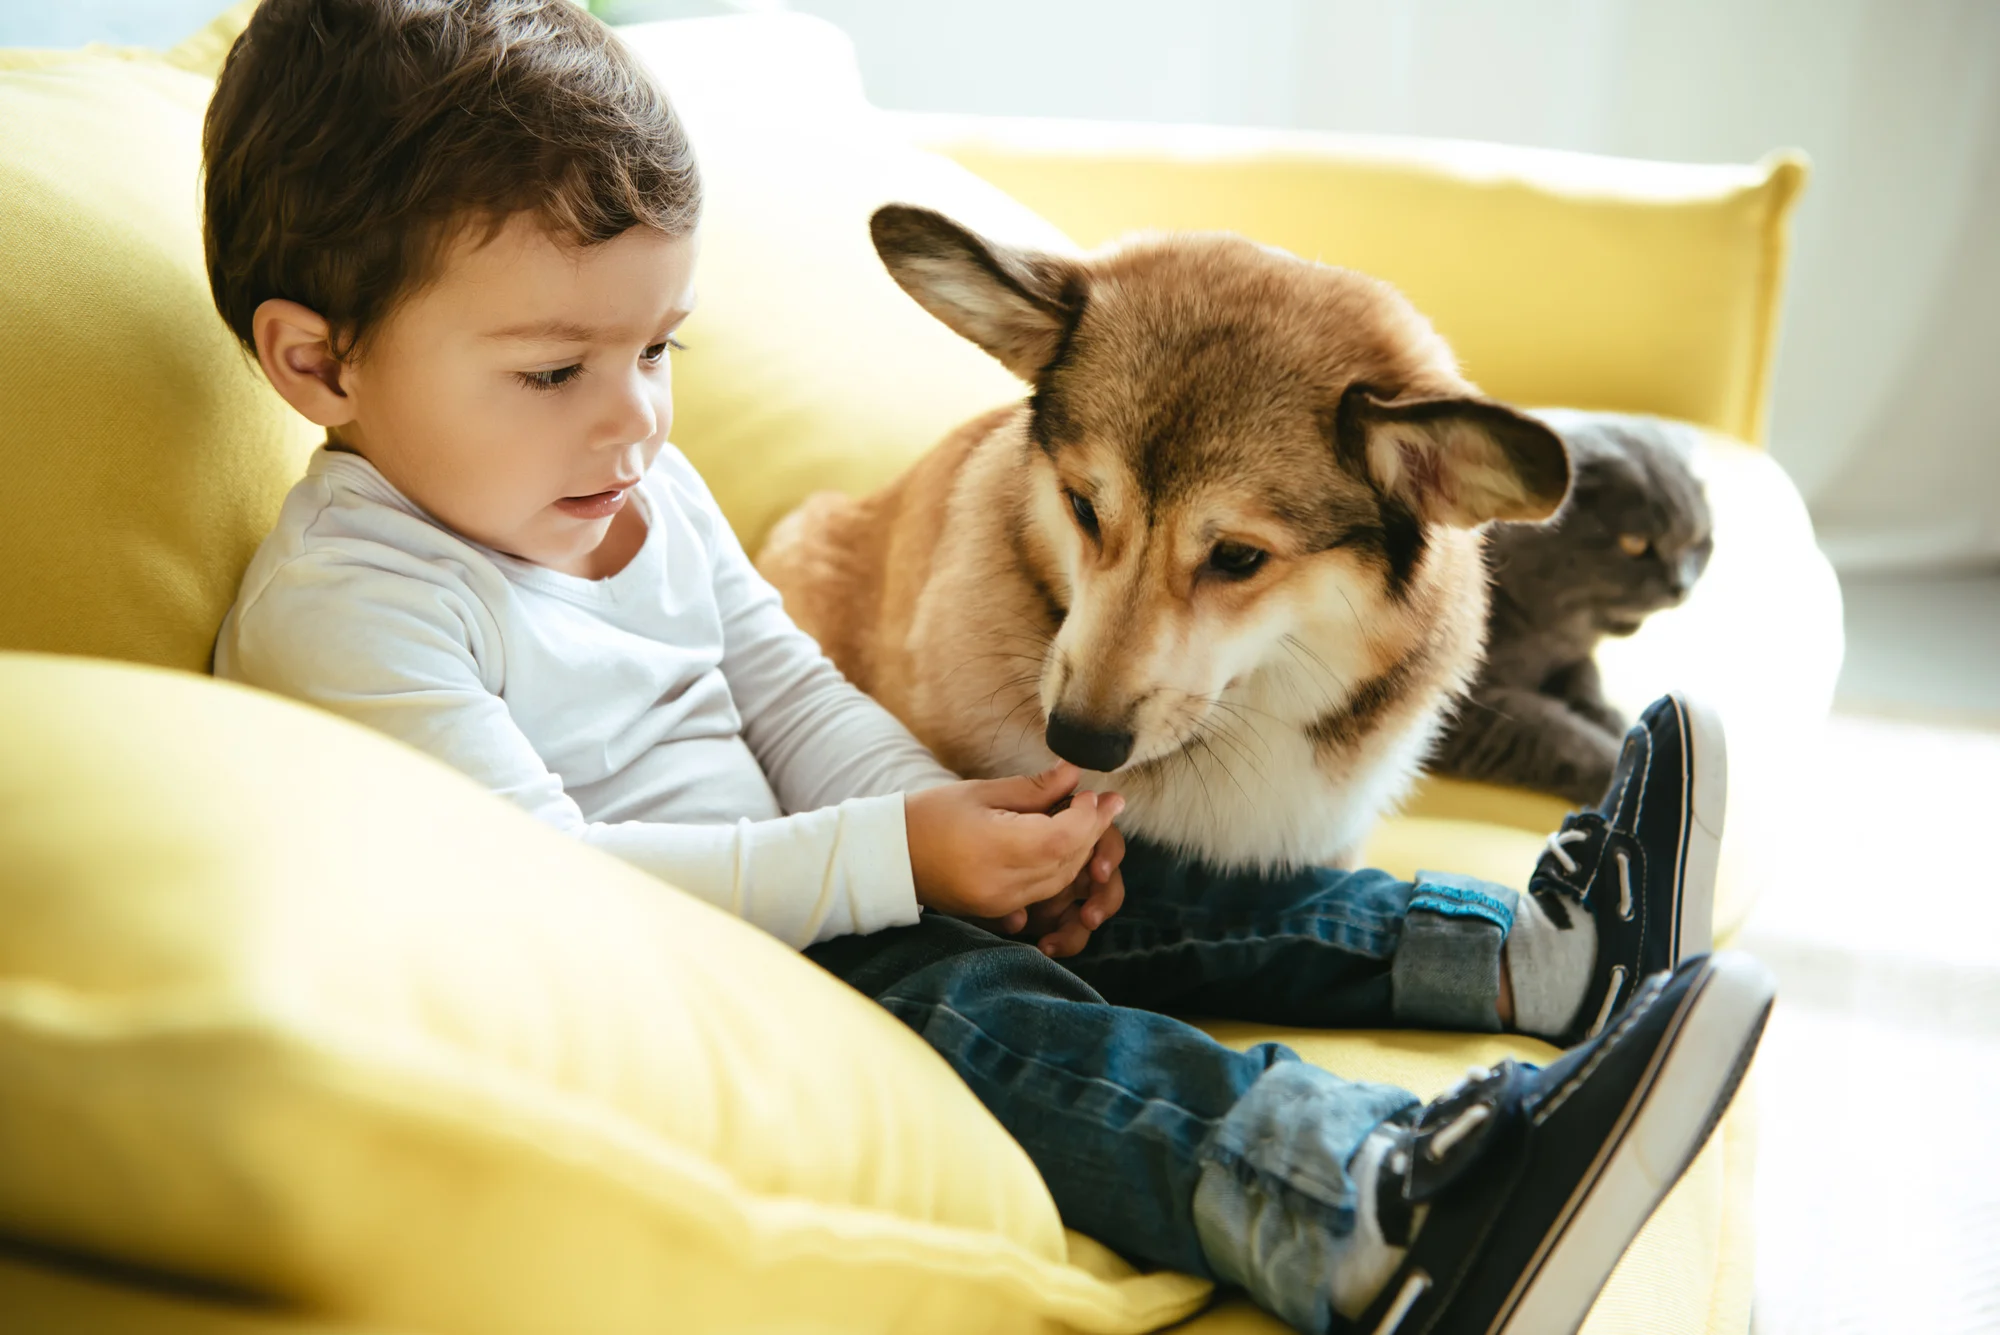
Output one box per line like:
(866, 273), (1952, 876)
(517, 364), (585, 393)
(642, 336), (689, 364)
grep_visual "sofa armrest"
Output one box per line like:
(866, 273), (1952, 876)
(893, 112), (1806, 444)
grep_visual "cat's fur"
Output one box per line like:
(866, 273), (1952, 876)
(1431, 410), (1713, 805)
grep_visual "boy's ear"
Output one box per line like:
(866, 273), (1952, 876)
(251, 298), (357, 429)
(870, 204), (1084, 382)
(1336, 386), (1571, 527)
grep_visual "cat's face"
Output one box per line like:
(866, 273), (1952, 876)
(1489, 412), (1713, 636)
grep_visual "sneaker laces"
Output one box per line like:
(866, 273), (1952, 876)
(1420, 1063), (1499, 1161)
(1542, 826), (1591, 874)
(1426, 1103), (1491, 1160)
(1369, 1063), (1498, 1332)
(1370, 1271), (1432, 1335)
(1586, 966), (1629, 1040)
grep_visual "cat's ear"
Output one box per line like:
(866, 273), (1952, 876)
(870, 204), (1084, 381)
(1337, 387), (1571, 526)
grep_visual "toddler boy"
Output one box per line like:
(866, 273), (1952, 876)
(206, 4), (1772, 1331)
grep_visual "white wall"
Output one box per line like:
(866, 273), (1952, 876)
(614, 0), (2000, 572)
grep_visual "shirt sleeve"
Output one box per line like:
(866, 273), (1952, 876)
(662, 463), (961, 941)
(668, 455), (963, 814)
(220, 551), (926, 947)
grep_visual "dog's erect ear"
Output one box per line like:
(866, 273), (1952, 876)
(1337, 387), (1571, 527)
(870, 204), (1083, 381)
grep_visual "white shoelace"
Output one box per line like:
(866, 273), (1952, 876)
(1423, 1064), (1499, 1162)
(1425, 1103), (1492, 1160)
(1370, 1271), (1432, 1334)
(1546, 829), (1639, 923)
(1366, 1063), (1503, 1331)
(1543, 826), (1590, 874)
(1586, 965), (1628, 1039)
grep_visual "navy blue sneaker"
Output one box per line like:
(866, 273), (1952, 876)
(1356, 951), (1774, 1335)
(1528, 692), (1727, 1046)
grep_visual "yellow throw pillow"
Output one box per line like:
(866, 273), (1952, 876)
(0, 53), (321, 672)
(0, 651), (1212, 1335)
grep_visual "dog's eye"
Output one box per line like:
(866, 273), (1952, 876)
(1206, 541), (1268, 580)
(1067, 490), (1100, 539)
(1617, 534), (1652, 558)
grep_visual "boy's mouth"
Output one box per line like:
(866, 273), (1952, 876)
(555, 484), (633, 520)
(552, 485), (628, 515)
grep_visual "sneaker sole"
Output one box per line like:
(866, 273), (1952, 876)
(1671, 693), (1728, 963)
(1495, 951), (1773, 1335)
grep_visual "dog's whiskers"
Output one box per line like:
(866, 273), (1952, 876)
(1188, 728), (1256, 807)
(985, 684), (1048, 755)
(1277, 634), (1350, 717)
(977, 670), (1045, 715)
(1197, 715), (1272, 791)
(940, 649), (1051, 692)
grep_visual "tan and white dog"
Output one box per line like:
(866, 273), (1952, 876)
(758, 206), (1570, 871)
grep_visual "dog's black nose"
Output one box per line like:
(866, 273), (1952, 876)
(1045, 712), (1134, 772)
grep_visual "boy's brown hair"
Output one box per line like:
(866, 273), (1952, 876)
(203, 0), (701, 358)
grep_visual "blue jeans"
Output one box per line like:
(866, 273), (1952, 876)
(802, 839), (1519, 1334)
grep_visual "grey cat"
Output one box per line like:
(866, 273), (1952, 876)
(1431, 410), (1714, 806)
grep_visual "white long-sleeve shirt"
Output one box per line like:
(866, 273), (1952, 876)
(214, 444), (958, 947)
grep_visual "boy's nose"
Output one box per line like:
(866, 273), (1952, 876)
(605, 374), (663, 448)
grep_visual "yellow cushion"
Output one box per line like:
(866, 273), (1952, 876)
(0, 1095), (1760, 1335)
(0, 53), (320, 672)
(0, 650), (1213, 1335)
(0, 652), (1749, 1335)
(904, 115), (1806, 446)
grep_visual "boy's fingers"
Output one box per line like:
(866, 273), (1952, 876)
(1045, 790), (1122, 852)
(1023, 883), (1081, 935)
(1037, 903), (1093, 958)
(981, 762), (1082, 814)
(965, 908), (1031, 935)
(1092, 822), (1126, 881)
(1080, 867), (1125, 930)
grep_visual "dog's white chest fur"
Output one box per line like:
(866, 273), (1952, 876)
(1116, 672), (1442, 871)
(981, 651), (1447, 873)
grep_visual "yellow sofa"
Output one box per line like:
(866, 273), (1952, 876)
(0, 9), (1840, 1333)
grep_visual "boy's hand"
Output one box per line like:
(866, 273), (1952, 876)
(1019, 822), (1126, 958)
(905, 764), (1124, 932)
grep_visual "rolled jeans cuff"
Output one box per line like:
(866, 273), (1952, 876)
(1391, 870), (1518, 1032)
(1192, 1061), (1421, 1334)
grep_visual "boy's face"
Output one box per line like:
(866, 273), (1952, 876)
(310, 216), (698, 575)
